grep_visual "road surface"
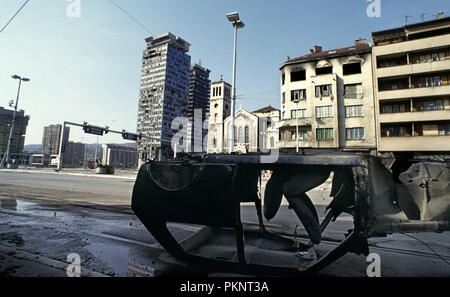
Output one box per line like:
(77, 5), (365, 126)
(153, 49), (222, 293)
(0, 169), (449, 277)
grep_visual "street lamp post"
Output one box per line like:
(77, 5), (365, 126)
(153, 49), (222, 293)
(226, 12), (245, 153)
(1, 75), (30, 168)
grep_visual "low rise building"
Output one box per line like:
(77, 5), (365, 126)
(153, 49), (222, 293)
(63, 142), (85, 167)
(102, 144), (138, 169)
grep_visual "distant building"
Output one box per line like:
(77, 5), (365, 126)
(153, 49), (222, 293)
(371, 17), (450, 155)
(42, 124), (70, 155)
(207, 80), (232, 153)
(252, 105), (281, 149)
(0, 106), (30, 154)
(278, 39), (377, 152)
(63, 142), (85, 167)
(137, 32), (191, 163)
(186, 63), (211, 153)
(102, 144), (138, 169)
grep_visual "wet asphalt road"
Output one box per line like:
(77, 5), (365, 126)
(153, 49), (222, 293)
(0, 170), (450, 277)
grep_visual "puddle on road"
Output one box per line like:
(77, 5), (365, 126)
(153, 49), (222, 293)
(85, 241), (131, 276)
(0, 198), (76, 221)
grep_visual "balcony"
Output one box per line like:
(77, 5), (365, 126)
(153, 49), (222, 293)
(378, 84), (450, 101)
(379, 109), (450, 123)
(376, 59), (450, 78)
(279, 118), (312, 127)
(379, 135), (450, 152)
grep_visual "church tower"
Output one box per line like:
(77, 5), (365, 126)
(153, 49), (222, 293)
(207, 80), (232, 153)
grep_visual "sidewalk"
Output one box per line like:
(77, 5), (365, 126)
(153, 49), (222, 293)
(2, 166), (138, 180)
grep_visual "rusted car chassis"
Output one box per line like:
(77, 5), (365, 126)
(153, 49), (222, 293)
(131, 153), (449, 275)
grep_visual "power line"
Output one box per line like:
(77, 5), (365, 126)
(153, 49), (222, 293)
(108, 0), (154, 36)
(0, 0), (31, 34)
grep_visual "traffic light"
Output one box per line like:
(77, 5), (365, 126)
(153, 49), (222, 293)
(83, 121), (88, 132)
(105, 126), (110, 134)
(61, 144), (66, 153)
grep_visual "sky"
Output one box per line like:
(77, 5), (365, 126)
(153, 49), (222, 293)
(1, 0), (449, 145)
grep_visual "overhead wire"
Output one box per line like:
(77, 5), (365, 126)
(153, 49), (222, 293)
(108, 0), (154, 35)
(0, 0), (31, 34)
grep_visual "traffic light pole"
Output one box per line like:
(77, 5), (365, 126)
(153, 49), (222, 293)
(56, 121), (172, 171)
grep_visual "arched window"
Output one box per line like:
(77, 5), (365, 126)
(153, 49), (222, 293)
(238, 127), (243, 143)
(214, 113), (218, 122)
(245, 126), (249, 144)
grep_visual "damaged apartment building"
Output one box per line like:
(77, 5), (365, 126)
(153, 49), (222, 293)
(279, 39), (377, 152)
(372, 16), (450, 158)
(137, 33), (191, 163)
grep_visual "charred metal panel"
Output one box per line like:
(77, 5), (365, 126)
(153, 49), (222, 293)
(368, 158), (450, 235)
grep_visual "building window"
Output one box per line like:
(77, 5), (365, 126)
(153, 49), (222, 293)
(345, 105), (364, 117)
(245, 126), (249, 144)
(290, 69), (306, 82)
(315, 85), (332, 97)
(282, 73), (285, 85)
(316, 128), (333, 140)
(344, 83), (363, 99)
(315, 105), (333, 118)
(213, 138), (217, 147)
(282, 92), (286, 104)
(238, 127), (243, 143)
(234, 127), (238, 144)
(343, 63), (362, 75)
(214, 113), (218, 122)
(378, 78), (409, 91)
(381, 102), (409, 113)
(291, 89), (306, 101)
(316, 66), (333, 75)
(291, 109), (307, 119)
(290, 129), (307, 141)
(381, 125), (411, 137)
(411, 73), (450, 88)
(346, 127), (365, 140)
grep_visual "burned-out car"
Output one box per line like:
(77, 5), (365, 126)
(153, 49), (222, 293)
(131, 152), (449, 275)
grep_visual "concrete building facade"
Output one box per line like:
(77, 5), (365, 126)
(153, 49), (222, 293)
(371, 17), (450, 154)
(102, 144), (138, 169)
(207, 80), (232, 153)
(186, 63), (211, 153)
(0, 106), (29, 155)
(63, 142), (85, 167)
(278, 40), (377, 152)
(42, 124), (70, 155)
(137, 32), (191, 162)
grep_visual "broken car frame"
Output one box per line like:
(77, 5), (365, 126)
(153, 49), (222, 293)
(131, 152), (449, 275)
